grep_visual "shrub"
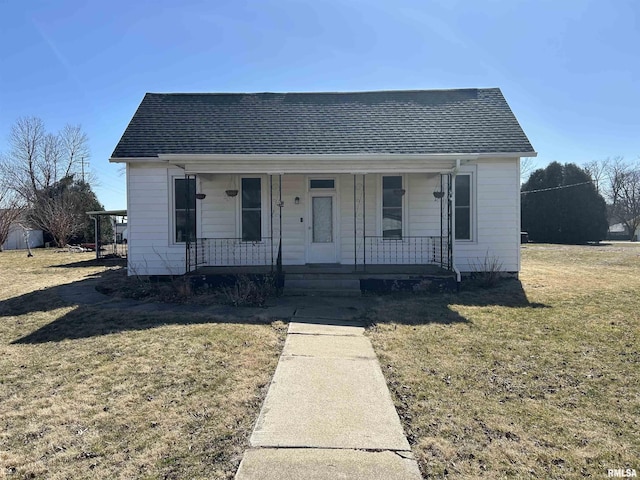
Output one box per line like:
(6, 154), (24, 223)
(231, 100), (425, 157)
(221, 274), (277, 307)
(470, 252), (504, 288)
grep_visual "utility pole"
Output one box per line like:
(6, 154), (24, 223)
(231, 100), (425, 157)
(81, 157), (90, 182)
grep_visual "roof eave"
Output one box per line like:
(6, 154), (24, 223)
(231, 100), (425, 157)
(110, 151), (536, 164)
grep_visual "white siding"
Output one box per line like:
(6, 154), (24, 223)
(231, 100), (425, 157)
(200, 174), (236, 238)
(339, 174), (377, 265)
(454, 159), (520, 273)
(408, 173), (442, 236)
(279, 174), (306, 264)
(2, 225), (43, 250)
(126, 160), (521, 274)
(127, 164), (186, 275)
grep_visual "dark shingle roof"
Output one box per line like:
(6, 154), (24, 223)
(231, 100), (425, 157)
(111, 88), (534, 158)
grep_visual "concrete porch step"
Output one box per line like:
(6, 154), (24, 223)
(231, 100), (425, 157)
(285, 277), (361, 290)
(283, 288), (362, 297)
(284, 276), (362, 296)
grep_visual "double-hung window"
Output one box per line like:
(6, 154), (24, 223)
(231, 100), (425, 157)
(455, 174), (472, 240)
(174, 177), (196, 243)
(382, 176), (403, 238)
(241, 178), (262, 241)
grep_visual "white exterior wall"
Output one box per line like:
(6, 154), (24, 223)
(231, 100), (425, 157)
(127, 164), (187, 275)
(454, 158), (520, 273)
(127, 160), (521, 274)
(2, 225), (43, 251)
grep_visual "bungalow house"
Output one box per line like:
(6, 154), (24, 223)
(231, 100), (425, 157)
(109, 88), (536, 288)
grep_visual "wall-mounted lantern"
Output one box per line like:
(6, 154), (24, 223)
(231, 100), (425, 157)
(294, 196), (300, 205)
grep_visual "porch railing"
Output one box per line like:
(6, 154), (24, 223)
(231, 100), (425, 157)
(363, 236), (449, 269)
(190, 237), (277, 267)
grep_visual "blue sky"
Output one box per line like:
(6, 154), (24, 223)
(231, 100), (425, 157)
(1, 0), (638, 210)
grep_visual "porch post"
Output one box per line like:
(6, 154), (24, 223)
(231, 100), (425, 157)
(353, 175), (356, 269)
(185, 173), (196, 274)
(448, 173), (454, 270)
(279, 174), (283, 267)
(362, 174), (366, 271)
(440, 174), (444, 267)
(270, 174), (274, 270)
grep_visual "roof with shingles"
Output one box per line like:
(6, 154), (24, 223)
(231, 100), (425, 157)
(111, 88), (535, 158)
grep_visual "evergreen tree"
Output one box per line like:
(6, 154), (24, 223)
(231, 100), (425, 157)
(522, 162), (608, 243)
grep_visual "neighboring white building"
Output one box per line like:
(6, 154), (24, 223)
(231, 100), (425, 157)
(110, 89), (536, 285)
(608, 221), (639, 241)
(2, 223), (43, 251)
(115, 222), (128, 243)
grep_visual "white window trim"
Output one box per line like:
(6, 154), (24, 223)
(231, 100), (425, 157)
(377, 174), (408, 238)
(236, 175), (268, 242)
(454, 171), (476, 242)
(169, 173), (200, 245)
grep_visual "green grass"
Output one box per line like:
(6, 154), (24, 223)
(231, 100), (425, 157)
(0, 249), (285, 479)
(367, 243), (640, 479)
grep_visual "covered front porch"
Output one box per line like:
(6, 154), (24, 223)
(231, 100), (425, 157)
(172, 154), (462, 282)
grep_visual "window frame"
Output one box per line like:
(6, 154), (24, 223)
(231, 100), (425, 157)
(239, 176), (264, 242)
(454, 172), (474, 241)
(379, 174), (406, 239)
(172, 176), (197, 244)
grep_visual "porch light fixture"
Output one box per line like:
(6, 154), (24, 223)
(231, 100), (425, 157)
(393, 188), (406, 196)
(225, 189), (238, 197)
(195, 193), (206, 200)
(433, 190), (445, 199)
(294, 196), (300, 205)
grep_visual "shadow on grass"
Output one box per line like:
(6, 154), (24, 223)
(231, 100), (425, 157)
(4, 269), (286, 344)
(49, 258), (127, 269)
(457, 277), (548, 309)
(4, 270), (549, 344)
(364, 277), (549, 327)
(9, 303), (270, 345)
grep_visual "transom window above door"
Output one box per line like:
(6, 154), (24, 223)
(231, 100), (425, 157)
(309, 179), (335, 189)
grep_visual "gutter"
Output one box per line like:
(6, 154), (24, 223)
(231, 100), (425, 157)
(109, 151), (538, 164)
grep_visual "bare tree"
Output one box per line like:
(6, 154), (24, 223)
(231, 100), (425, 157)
(1, 117), (94, 247)
(584, 159), (609, 195)
(606, 157), (640, 240)
(28, 190), (84, 248)
(520, 157), (538, 184)
(58, 125), (89, 182)
(2, 117), (90, 202)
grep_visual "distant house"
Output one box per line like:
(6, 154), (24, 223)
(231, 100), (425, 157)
(115, 222), (128, 244)
(2, 222), (43, 251)
(109, 88), (536, 286)
(608, 222), (639, 241)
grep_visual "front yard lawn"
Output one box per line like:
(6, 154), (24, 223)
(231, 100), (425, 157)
(0, 250), (285, 479)
(368, 243), (640, 478)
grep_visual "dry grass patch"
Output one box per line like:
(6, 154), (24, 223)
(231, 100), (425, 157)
(0, 249), (285, 479)
(367, 243), (640, 479)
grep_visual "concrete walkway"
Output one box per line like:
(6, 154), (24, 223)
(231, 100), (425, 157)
(235, 307), (422, 479)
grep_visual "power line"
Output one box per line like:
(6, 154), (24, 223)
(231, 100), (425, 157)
(521, 181), (592, 195)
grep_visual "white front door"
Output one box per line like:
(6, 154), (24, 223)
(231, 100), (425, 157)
(307, 192), (337, 263)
